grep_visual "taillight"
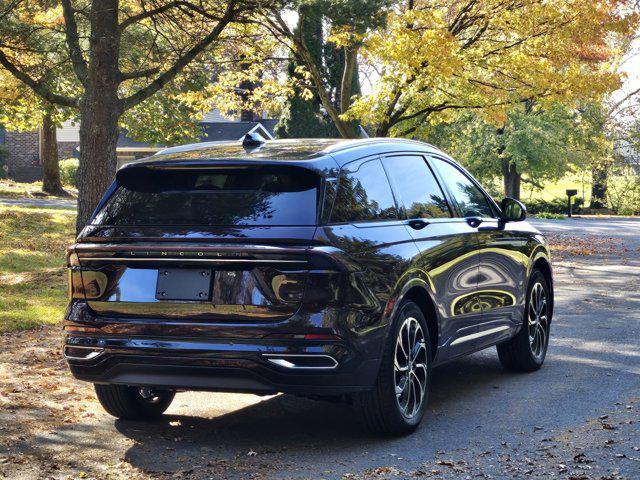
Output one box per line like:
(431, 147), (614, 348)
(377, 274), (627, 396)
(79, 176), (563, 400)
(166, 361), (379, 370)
(63, 325), (102, 333)
(67, 250), (84, 300)
(67, 250), (80, 267)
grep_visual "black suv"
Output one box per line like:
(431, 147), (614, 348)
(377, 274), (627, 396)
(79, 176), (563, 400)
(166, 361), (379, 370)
(65, 137), (553, 435)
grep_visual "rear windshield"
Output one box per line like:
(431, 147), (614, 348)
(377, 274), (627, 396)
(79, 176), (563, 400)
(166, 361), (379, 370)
(92, 167), (320, 226)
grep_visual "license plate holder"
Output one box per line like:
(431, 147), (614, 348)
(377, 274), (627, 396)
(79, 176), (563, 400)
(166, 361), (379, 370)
(155, 268), (211, 301)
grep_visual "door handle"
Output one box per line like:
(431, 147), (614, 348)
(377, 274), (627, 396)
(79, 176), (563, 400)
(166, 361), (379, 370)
(466, 217), (483, 228)
(408, 219), (429, 230)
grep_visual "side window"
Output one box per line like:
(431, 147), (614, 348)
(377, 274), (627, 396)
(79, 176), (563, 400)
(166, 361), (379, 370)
(330, 159), (398, 223)
(431, 158), (495, 218)
(383, 156), (451, 219)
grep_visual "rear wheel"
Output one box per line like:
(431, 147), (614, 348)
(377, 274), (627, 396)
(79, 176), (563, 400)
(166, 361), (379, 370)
(356, 301), (432, 436)
(94, 384), (175, 420)
(497, 270), (551, 372)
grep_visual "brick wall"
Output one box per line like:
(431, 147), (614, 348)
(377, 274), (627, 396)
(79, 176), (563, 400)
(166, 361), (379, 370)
(58, 141), (79, 160)
(5, 131), (41, 182)
(2, 132), (79, 182)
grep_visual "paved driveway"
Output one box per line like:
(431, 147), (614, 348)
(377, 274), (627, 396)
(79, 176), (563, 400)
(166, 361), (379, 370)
(0, 196), (76, 209)
(531, 217), (640, 240)
(1, 218), (639, 479)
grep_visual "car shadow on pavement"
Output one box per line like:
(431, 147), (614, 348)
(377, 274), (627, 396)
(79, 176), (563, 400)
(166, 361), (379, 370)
(111, 354), (514, 476)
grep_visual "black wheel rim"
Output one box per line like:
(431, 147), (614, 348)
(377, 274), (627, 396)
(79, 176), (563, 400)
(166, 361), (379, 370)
(394, 317), (428, 419)
(528, 282), (549, 359)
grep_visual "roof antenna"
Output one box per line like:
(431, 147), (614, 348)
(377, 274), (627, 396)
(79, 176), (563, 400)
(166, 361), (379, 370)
(242, 132), (266, 150)
(358, 125), (369, 138)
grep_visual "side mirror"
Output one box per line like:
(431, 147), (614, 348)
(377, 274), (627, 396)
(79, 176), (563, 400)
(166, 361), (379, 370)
(500, 197), (526, 222)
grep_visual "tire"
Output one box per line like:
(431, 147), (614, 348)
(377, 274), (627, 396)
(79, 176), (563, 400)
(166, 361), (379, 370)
(94, 384), (175, 420)
(356, 300), (432, 436)
(497, 270), (551, 372)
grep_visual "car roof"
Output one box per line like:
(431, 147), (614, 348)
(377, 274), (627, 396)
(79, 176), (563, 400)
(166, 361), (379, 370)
(118, 138), (452, 177)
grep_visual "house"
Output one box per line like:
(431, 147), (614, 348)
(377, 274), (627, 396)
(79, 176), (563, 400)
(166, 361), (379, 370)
(0, 109), (278, 182)
(615, 139), (640, 174)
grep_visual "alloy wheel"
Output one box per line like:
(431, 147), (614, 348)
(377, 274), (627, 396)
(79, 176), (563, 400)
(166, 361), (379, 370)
(528, 282), (549, 359)
(393, 317), (428, 419)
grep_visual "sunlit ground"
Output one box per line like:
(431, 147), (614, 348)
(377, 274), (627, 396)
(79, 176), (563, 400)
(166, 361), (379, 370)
(0, 179), (76, 199)
(0, 205), (75, 332)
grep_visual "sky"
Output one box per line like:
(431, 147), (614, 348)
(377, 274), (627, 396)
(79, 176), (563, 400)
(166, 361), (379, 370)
(615, 36), (640, 101)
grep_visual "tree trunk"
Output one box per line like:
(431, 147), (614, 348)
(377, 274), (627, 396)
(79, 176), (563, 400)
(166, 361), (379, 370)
(293, 14), (358, 139)
(340, 47), (357, 114)
(76, 0), (120, 232)
(590, 165), (608, 209)
(40, 113), (66, 196)
(502, 160), (521, 200)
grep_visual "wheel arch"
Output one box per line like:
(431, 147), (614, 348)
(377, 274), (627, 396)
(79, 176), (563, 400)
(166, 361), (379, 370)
(393, 280), (439, 361)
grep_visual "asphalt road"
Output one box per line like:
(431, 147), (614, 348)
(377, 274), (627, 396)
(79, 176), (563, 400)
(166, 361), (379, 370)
(0, 197), (76, 209)
(3, 218), (640, 480)
(530, 216), (640, 239)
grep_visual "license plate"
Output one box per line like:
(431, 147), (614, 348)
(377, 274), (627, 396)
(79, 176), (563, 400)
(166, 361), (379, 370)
(155, 268), (212, 301)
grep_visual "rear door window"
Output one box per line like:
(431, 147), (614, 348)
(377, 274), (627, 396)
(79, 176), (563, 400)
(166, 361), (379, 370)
(92, 167), (320, 226)
(382, 155), (451, 219)
(330, 159), (398, 223)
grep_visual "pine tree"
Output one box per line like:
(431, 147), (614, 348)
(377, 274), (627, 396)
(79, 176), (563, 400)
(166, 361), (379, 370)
(275, 5), (338, 138)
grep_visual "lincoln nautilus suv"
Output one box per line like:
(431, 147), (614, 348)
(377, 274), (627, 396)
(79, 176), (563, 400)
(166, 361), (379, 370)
(64, 136), (553, 435)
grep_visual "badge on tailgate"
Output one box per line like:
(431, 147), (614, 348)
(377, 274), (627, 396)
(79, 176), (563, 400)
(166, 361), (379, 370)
(156, 269), (212, 301)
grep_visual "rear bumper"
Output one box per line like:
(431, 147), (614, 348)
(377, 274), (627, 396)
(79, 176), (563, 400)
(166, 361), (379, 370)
(64, 336), (380, 395)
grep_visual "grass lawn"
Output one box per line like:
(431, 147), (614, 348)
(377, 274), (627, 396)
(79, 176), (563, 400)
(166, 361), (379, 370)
(0, 179), (77, 199)
(521, 171), (593, 203)
(0, 205), (75, 332)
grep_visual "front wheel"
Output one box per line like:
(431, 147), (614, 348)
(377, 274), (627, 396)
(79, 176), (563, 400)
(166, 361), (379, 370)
(94, 384), (175, 420)
(356, 301), (432, 436)
(497, 270), (551, 372)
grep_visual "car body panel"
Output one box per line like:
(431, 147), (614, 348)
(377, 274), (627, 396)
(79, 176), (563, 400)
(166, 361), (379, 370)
(64, 138), (553, 395)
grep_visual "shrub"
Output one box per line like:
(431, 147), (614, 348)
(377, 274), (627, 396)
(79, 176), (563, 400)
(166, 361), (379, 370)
(607, 167), (640, 216)
(534, 212), (565, 219)
(524, 197), (583, 215)
(59, 158), (79, 187)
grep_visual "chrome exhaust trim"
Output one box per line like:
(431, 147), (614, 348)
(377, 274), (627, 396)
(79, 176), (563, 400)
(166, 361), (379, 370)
(63, 345), (104, 361)
(263, 354), (338, 370)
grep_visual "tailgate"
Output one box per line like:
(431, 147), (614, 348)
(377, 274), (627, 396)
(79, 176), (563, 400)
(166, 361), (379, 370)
(74, 242), (311, 322)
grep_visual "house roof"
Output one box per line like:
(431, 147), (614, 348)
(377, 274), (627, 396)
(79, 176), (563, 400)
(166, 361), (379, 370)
(116, 120), (278, 151)
(200, 121), (274, 141)
(117, 132), (164, 150)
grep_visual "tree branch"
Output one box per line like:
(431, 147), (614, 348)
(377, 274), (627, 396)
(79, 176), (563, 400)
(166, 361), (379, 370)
(119, 1), (184, 32)
(340, 46), (358, 114)
(119, 2), (236, 111)
(120, 66), (161, 80)
(521, 176), (544, 189)
(119, 1), (230, 32)
(608, 86), (640, 119)
(0, 50), (79, 107)
(61, 0), (88, 86)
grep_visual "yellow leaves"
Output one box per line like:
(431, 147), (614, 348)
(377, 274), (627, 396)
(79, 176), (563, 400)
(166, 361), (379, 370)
(352, 0), (637, 135)
(14, 3), (63, 28)
(327, 26), (364, 48)
(31, 6), (64, 28)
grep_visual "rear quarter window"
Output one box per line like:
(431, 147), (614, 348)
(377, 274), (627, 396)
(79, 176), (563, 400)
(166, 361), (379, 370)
(330, 159), (398, 223)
